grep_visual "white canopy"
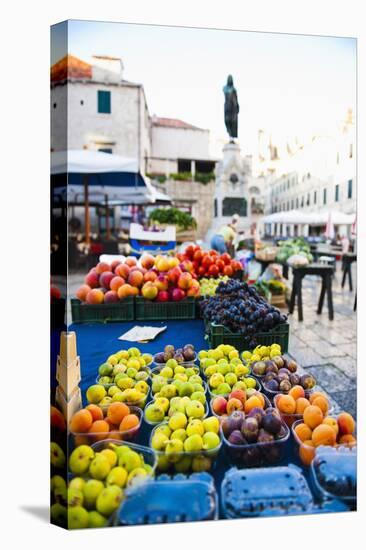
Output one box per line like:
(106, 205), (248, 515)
(262, 209), (355, 226)
(51, 149), (139, 174)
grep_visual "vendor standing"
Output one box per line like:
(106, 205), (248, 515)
(211, 215), (239, 256)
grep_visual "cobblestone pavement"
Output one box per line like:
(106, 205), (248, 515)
(66, 260), (357, 418)
(285, 261), (357, 418)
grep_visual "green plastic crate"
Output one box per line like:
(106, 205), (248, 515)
(135, 296), (196, 321)
(71, 297), (135, 323)
(206, 321), (289, 352)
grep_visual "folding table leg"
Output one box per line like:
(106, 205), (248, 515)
(317, 279), (326, 314)
(341, 264), (347, 288)
(297, 277), (303, 322)
(348, 266), (353, 292)
(289, 277), (297, 314)
(326, 275), (334, 320)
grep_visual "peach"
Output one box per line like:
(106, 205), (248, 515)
(168, 257), (180, 269)
(120, 413), (139, 432)
(116, 263), (130, 279)
(337, 412), (355, 436)
(227, 397), (244, 415)
(140, 254), (156, 270)
(294, 422), (313, 443)
(128, 270), (144, 288)
(295, 397), (310, 414)
(86, 404), (104, 422)
(104, 290), (119, 303)
(155, 257), (170, 272)
(51, 406), (66, 431)
(178, 273), (193, 290)
(311, 395), (329, 416)
(76, 284), (91, 302)
(244, 395), (263, 414)
(303, 405), (324, 429)
(118, 284), (136, 299)
(277, 394), (296, 414)
(212, 396), (228, 416)
(88, 420), (110, 441)
(86, 289), (104, 304)
(70, 409), (93, 433)
(143, 271), (158, 283)
(322, 417), (339, 436)
(125, 256), (137, 267)
(229, 389), (246, 405)
(338, 434), (356, 446)
(141, 282), (158, 300)
(155, 275), (169, 291)
(107, 402), (130, 425)
(167, 266), (182, 285)
(95, 262), (111, 274)
(110, 260), (122, 272)
(99, 271), (115, 290)
(312, 424), (337, 447)
(110, 276), (125, 292)
(85, 271), (99, 288)
(288, 385), (305, 401)
(299, 440), (316, 466)
(253, 392), (265, 408)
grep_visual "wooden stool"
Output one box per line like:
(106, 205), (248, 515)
(341, 253), (356, 292)
(289, 264), (334, 321)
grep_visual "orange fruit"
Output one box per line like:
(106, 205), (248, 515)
(120, 413), (139, 432)
(70, 409), (93, 433)
(295, 397), (310, 414)
(312, 424), (337, 447)
(107, 402), (130, 425)
(294, 422), (313, 442)
(277, 394), (296, 414)
(322, 417), (339, 436)
(299, 439), (316, 466)
(289, 385), (305, 401)
(311, 396), (329, 416)
(303, 405), (323, 429)
(86, 404), (104, 422)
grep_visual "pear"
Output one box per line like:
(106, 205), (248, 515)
(68, 505), (89, 529)
(106, 466), (128, 488)
(165, 439), (184, 462)
(68, 488), (84, 507)
(184, 434), (203, 452)
(69, 445), (95, 475)
(118, 449), (142, 472)
(83, 479), (104, 509)
(96, 485), (123, 517)
(88, 510), (107, 528)
(50, 503), (67, 527)
(50, 442), (65, 468)
(89, 454), (111, 480)
(69, 477), (85, 492)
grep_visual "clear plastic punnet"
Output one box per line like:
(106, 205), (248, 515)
(310, 445), (356, 503)
(221, 465), (314, 518)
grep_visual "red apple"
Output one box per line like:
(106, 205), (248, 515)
(193, 249), (203, 263)
(141, 282), (158, 300)
(178, 272), (193, 290)
(99, 271), (115, 290)
(180, 260), (194, 273)
(223, 265), (233, 276)
(208, 265), (219, 278)
(212, 396), (228, 416)
(171, 288), (185, 301)
(51, 406), (66, 431)
(156, 290), (169, 302)
(221, 253), (231, 265)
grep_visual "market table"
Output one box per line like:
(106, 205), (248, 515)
(69, 318), (352, 518)
(289, 264), (334, 321)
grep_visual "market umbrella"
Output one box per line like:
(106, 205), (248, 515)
(324, 212), (335, 240)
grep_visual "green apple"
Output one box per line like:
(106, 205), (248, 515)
(174, 365), (185, 374)
(89, 454), (111, 480)
(50, 442), (65, 468)
(100, 449), (117, 468)
(184, 434), (203, 452)
(205, 365), (217, 377)
(127, 467), (148, 486)
(151, 432), (169, 451)
(155, 397), (170, 413)
(69, 445), (95, 475)
(68, 505), (89, 529)
(113, 364), (127, 376)
(225, 372), (237, 387)
(160, 367), (173, 379)
(178, 382), (194, 397)
(170, 428), (187, 442)
(108, 385), (121, 397)
(160, 384), (178, 399)
(126, 367), (138, 379)
(174, 455), (192, 473)
(209, 373), (225, 389)
(198, 350), (208, 360)
(88, 511), (107, 528)
(216, 382), (231, 395)
(99, 396), (113, 406)
(245, 377), (257, 389)
(83, 479), (104, 509)
(99, 363), (114, 377)
(111, 391), (124, 402)
(192, 455), (212, 472)
(98, 376), (112, 385)
(188, 375), (202, 385)
(154, 424), (172, 438)
(96, 486), (123, 516)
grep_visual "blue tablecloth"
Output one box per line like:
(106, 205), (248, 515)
(69, 319), (350, 518)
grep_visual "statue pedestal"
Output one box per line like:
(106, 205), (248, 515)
(212, 141), (250, 232)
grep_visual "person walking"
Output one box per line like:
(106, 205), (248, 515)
(210, 215), (239, 256)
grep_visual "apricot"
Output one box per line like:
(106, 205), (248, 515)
(86, 289), (104, 304)
(253, 392), (265, 408)
(277, 394), (296, 414)
(303, 405), (323, 429)
(337, 412), (355, 436)
(70, 409), (93, 433)
(311, 396), (329, 416)
(107, 402), (130, 425)
(295, 397), (311, 414)
(86, 404), (104, 422)
(106, 430), (122, 441)
(120, 413), (140, 432)
(322, 417), (339, 436)
(244, 395), (263, 414)
(73, 434), (90, 446)
(312, 424), (337, 447)
(95, 262), (111, 274)
(309, 391), (327, 404)
(289, 385), (305, 401)
(88, 420), (110, 441)
(299, 440), (316, 466)
(110, 276), (125, 292)
(294, 422), (313, 443)
(338, 434), (356, 446)
(76, 284), (91, 302)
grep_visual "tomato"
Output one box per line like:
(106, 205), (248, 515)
(198, 266), (206, 277)
(221, 253), (232, 265)
(223, 265), (233, 276)
(184, 245), (195, 259)
(208, 265), (219, 278)
(202, 255), (213, 268)
(231, 260), (242, 272)
(209, 249), (219, 256)
(216, 259), (225, 272)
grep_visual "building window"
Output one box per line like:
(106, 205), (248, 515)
(287, 201), (289, 210)
(348, 179), (353, 199)
(296, 198), (299, 208)
(323, 188), (327, 205)
(80, 100), (84, 105)
(349, 144), (353, 158)
(307, 193), (310, 206)
(335, 184), (339, 202)
(301, 196), (304, 207)
(291, 199), (294, 209)
(53, 103), (57, 108)
(98, 90), (111, 113)
(99, 148), (113, 154)
(314, 190), (317, 204)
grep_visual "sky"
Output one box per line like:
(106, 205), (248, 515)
(52, 20), (356, 158)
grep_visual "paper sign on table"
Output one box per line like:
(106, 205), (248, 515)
(118, 325), (167, 342)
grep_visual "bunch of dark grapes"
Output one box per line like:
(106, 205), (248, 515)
(201, 280), (287, 348)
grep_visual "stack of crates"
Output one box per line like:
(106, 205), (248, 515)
(55, 331), (82, 420)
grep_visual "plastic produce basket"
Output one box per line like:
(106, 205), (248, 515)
(221, 419), (290, 468)
(221, 465), (314, 518)
(144, 399), (209, 426)
(135, 296), (196, 321)
(310, 445), (356, 503)
(149, 421), (222, 473)
(210, 393), (271, 420)
(69, 406), (143, 447)
(206, 322), (289, 353)
(71, 297), (135, 323)
(115, 472), (218, 525)
(273, 394), (331, 428)
(207, 376), (261, 400)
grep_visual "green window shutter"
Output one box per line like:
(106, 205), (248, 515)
(98, 90), (111, 113)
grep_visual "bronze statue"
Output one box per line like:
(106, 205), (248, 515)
(223, 75), (239, 139)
